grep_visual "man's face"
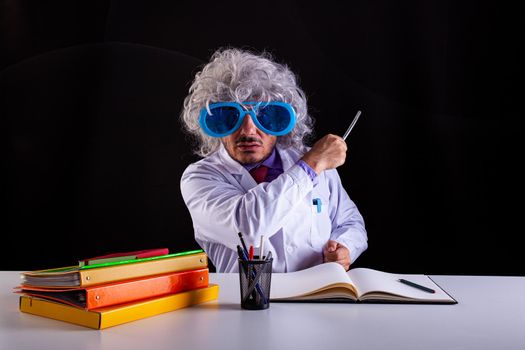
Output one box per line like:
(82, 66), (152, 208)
(222, 113), (277, 165)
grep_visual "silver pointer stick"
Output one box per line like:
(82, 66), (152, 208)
(342, 110), (362, 141)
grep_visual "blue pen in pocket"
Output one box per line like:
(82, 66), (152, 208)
(313, 198), (322, 213)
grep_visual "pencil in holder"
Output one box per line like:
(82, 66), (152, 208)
(238, 257), (273, 310)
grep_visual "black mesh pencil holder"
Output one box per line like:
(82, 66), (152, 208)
(238, 257), (273, 310)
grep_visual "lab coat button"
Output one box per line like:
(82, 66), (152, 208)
(286, 246), (294, 253)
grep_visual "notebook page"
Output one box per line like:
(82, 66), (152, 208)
(348, 268), (453, 301)
(271, 262), (354, 299)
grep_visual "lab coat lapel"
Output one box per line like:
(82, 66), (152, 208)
(218, 146), (258, 191)
(276, 144), (299, 172)
(217, 144), (302, 192)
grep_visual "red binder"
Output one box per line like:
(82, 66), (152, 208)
(79, 248), (169, 266)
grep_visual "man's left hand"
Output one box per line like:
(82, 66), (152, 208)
(323, 240), (351, 271)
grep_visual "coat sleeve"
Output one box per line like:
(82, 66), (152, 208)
(325, 169), (368, 264)
(180, 162), (314, 250)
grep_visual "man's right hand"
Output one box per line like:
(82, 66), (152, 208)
(301, 134), (347, 174)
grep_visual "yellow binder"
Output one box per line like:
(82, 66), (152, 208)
(19, 284), (219, 329)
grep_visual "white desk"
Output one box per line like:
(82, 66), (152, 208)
(1, 271), (525, 350)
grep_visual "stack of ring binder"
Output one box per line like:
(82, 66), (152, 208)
(15, 249), (219, 329)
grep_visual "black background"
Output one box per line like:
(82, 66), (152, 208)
(2, 1), (524, 275)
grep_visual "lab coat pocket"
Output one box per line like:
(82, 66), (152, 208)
(309, 196), (331, 248)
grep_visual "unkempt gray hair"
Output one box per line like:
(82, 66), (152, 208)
(180, 48), (314, 157)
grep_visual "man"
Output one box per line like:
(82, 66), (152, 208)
(180, 48), (367, 272)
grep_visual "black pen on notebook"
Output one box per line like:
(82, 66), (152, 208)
(342, 110), (362, 141)
(398, 278), (435, 294)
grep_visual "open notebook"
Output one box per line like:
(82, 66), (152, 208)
(270, 262), (457, 304)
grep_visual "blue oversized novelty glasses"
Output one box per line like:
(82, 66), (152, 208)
(199, 101), (296, 137)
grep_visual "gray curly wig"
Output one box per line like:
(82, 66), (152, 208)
(180, 48), (314, 157)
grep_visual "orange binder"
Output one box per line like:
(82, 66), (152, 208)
(16, 268), (209, 309)
(19, 284), (220, 329)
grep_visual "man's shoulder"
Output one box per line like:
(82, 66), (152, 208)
(182, 151), (225, 176)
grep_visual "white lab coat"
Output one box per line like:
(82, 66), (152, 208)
(180, 144), (367, 272)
